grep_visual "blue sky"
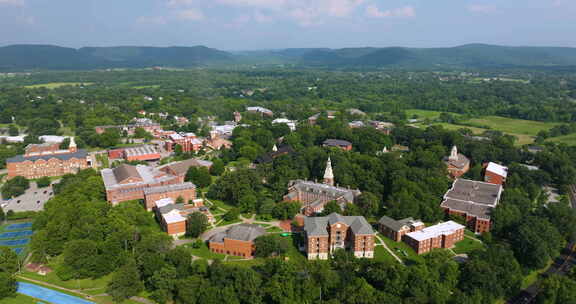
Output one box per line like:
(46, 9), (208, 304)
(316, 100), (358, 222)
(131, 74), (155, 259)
(0, 0), (574, 50)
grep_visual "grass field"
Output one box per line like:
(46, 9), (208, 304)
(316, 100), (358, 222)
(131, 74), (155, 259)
(546, 133), (576, 145)
(453, 237), (484, 255)
(373, 246), (396, 263)
(24, 82), (93, 89)
(521, 259), (553, 289)
(0, 293), (41, 304)
(379, 234), (423, 264)
(408, 110), (560, 146)
(406, 109), (447, 120)
(463, 116), (559, 136)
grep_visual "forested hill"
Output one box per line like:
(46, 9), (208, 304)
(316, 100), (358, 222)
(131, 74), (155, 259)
(0, 45), (233, 70)
(290, 44), (576, 68)
(2, 43), (576, 70)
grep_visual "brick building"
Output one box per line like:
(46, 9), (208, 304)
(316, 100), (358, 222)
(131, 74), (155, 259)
(444, 146), (470, 178)
(403, 221), (465, 254)
(101, 164), (184, 204)
(303, 213), (375, 260)
(283, 158), (361, 216)
(378, 216), (424, 242)
(154, 197), (213, 237)
(323, 139), (353, 151)
(6, 138), (90, 179)
(143, 182), (196, 211)
(208, 224), (266, 258)
(164, 133), (204, 153)
(484, 162), (508, 185)
(440, 179), (503, 234)
(255, 145), (295, 164)
(124, 145), (161, 162)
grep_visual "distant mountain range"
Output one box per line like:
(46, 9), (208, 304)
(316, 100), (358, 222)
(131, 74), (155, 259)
(1, 43), (576, 71)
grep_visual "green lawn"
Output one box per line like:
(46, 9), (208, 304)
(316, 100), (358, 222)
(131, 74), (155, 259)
(208, 199), (234, 212)
(24, 82), (93, 89)
(0, 293), (41, 304)
(378, 234), (424, 264)
(216, 217), (243, 227)
(20, 270), (113, 292)
(187, 242), (227, 260)
(463, 116), (559, 136)
(374, 246), (396, 263)
(406, 109), (446, 120)
(453, 237), (484, 255)
(546, 133), (576, 145)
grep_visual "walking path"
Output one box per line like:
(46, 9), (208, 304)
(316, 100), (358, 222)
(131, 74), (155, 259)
(374, 234), (404, 265)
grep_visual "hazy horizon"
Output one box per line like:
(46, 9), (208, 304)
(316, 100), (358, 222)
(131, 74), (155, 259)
(0, 0), (575, 50)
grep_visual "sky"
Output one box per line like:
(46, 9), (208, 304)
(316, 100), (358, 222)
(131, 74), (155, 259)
(0, 0), (575, 50)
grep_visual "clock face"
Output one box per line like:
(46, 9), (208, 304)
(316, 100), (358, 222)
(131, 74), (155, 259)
(336, 224), (341, 228)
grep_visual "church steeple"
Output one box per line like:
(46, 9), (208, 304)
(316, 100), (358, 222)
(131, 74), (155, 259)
(323, 156), (334, 186)
(69, 137), (77, 153)
(449, 145), (458, 161)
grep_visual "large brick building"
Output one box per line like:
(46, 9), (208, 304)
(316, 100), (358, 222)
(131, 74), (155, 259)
(101, 164), (184, 204)
(283, 158), (361, 216)
(154, 197), (213, 237)
(164, 133), (204, 153)
(440, 179), (503, 234)
(6, 138), (90, 179)
(378, 216), (424, 242)
(444, 146), (470, 178)
(95, 118), (162, 136)
(303, 213), (375, 260)
(403, 221), (465, 254)
(208, 224), (266, 258)
(143, 182), (197, 211)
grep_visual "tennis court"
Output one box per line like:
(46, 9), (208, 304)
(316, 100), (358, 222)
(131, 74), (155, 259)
(0, 238), (29, 246)
(6, 222), (33, 230)
(17, 282), (94, 304)
(0, 230), (33, 239)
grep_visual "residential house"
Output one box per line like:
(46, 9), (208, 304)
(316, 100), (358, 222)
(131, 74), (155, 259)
(378, 216), (424, 242)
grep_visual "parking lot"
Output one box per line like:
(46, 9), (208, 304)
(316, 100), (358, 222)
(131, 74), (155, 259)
(1, 181), (58, 212)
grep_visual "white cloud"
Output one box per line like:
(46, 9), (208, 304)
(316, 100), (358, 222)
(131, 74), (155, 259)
(365, 5), (415, 18)
(0, 0), (24, 6)
(468, 4), (498, 14)
(176, 8), (205, 21)
(136, 16), (168, 25)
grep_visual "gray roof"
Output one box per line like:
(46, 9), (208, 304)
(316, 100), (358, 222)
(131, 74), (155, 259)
(444, 179), (502, 207)
(157, 158), (213, 176)
(323, 139), (352, 147)
(304, 213), (374, 236)
(289, 180), (361, 203)
(209, 224), (265, 243)
(440, 198), (492, 220)
(6, 149), (88, 163)
(144, 182), (196, 195)
(114, 164), (141, 183)
(441, 178), (503, 220)
(124, 145), (159, 157)
(378, 216), (423, 232)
